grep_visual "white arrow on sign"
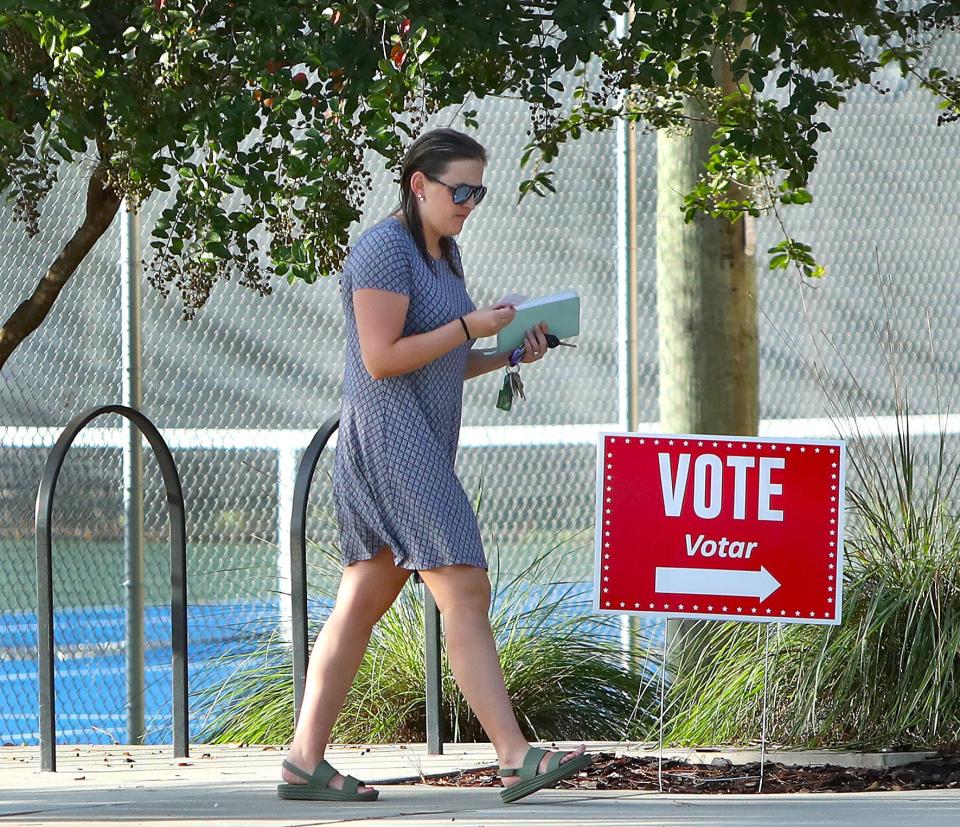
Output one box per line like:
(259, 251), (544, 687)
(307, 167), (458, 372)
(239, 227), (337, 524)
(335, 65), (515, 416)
(655, 566), (781, 602)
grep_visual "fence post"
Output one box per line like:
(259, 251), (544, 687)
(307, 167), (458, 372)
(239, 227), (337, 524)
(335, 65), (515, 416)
(277, 444), (298, 645)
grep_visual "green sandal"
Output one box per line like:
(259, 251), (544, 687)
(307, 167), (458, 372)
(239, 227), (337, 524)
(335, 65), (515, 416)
(499, 746), (593, 804)
(277, 759), (379, 801)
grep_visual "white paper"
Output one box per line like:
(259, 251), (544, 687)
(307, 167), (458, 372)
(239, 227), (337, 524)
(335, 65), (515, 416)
(515, 289), (578, 310)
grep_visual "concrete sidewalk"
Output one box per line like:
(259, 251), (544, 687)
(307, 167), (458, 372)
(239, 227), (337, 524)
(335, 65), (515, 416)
(2, 743), (960, 826)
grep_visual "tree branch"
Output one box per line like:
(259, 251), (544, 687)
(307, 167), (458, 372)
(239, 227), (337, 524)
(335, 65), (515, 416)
(0, 161), (121, 372)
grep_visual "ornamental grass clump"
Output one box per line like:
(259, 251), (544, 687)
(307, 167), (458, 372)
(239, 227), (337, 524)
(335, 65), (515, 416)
(196, 528), (661, 745)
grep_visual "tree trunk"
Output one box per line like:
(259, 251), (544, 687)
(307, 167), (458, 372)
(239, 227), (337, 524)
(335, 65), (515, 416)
(0, 161), (121, 372)
(655, 42), (758, 668)
(655, 82), (758, 437)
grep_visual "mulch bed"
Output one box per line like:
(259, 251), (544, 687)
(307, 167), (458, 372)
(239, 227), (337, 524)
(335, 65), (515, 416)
(407, 752), (960, 794)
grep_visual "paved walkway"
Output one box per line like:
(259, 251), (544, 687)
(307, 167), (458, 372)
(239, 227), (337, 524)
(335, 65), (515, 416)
(2, 743), (959, 826)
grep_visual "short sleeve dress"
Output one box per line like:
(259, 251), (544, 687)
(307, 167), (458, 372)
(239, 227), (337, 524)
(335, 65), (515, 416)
(333, 216), (487, 573)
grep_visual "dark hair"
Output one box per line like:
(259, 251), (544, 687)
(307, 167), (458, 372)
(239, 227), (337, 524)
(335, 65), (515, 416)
(397, 128), (487, 277)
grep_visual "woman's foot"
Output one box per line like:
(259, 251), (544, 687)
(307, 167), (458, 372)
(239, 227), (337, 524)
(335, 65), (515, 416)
(498, 743), (587, 790)
(281, 754), (376, 795)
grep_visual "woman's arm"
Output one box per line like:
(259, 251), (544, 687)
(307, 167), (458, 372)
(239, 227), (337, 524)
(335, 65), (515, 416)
(465, 348), (510, 380)
(354, 288), (465, 379)
(354, 288), (516, 380)
(465, 322), (550, 380)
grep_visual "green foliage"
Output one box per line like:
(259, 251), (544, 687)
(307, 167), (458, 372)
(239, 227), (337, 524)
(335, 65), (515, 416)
(196, 533), (661, 745)
(2, 2), (960, 317)
(767, 237), (825, 279)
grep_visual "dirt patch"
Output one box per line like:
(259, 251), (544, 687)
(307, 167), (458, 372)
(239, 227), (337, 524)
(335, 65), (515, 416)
(406, 752), (960, 794)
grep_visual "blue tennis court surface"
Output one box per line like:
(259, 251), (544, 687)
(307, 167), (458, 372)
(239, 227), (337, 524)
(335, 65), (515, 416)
(0, 600), (328, 746)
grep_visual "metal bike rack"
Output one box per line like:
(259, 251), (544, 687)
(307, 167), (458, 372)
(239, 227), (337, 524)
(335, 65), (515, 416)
(290, 413), (445, 754)
(35, 404), (189, 771)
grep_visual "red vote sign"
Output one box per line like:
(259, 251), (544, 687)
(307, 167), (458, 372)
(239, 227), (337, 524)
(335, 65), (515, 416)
(594, 432), (846, 625)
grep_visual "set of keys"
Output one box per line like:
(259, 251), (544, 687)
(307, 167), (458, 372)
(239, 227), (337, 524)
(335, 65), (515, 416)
(496, 333), (577, 412)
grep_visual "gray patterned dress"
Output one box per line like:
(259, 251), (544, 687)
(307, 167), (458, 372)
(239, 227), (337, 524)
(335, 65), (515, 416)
(333, 216), (486, 573)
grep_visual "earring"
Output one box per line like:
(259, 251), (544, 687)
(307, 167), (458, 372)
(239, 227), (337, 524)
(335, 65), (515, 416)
(417, 193), (425, 201)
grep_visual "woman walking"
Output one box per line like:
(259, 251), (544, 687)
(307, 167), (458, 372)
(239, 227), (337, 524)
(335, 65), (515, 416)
(277, 128), (592, 804)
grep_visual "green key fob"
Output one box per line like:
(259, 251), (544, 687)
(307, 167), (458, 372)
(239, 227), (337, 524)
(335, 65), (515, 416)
(496, 373), (513, 411)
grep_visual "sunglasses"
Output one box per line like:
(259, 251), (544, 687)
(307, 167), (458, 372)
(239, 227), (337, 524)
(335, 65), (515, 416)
(422, 172), (487, 206)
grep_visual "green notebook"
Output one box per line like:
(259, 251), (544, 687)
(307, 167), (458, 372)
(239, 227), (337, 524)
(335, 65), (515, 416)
(495, 289), (581, 353)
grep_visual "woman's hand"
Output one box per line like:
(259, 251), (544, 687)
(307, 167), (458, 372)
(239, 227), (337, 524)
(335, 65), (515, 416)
(464, 303), (516, 338)
(519, 322), (549, 364)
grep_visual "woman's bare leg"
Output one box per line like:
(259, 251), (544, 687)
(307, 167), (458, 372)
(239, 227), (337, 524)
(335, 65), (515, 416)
(417, 564), (585, 786)
(281, 546), (411, 792)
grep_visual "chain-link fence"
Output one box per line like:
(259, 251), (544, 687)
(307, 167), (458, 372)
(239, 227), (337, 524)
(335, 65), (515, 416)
(3, 45), (960, 745)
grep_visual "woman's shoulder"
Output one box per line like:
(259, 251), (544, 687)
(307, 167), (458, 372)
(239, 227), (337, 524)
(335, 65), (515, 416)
(341, 217), (415, 290)
(351, 216), (412, 256)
